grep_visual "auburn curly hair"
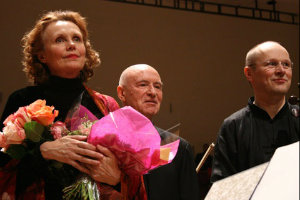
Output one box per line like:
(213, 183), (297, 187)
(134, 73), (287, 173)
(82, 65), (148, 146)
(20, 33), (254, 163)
(21, 10), (100, 84)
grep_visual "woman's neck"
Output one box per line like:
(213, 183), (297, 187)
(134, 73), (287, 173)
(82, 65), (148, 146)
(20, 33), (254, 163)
(45, 75), (83, 90)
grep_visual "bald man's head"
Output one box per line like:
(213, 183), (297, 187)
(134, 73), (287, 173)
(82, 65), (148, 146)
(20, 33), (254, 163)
(119, 64), (153, 86)
(117, 64), (163, 120)
(243, 41), (292, 100)
(245, 41), (289, 67)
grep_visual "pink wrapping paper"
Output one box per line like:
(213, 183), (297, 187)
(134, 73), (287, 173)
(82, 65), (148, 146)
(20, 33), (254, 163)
(88, 106), (179, 176)
(65, 105), (98, 131)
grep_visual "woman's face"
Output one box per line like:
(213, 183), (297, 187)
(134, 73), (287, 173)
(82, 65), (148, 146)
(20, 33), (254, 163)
(39, 20), (86, 79)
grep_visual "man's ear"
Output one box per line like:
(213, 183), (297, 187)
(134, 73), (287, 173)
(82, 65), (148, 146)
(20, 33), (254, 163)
(117, 85), (126, 102)
(38, 52), (46, 63)
(244, 66), (253, 82)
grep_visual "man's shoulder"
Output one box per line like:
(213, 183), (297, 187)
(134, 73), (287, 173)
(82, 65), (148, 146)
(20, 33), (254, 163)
(154, 126), (190, 147)
(223, 106), (250, 124)
(155, 126), (178, 140)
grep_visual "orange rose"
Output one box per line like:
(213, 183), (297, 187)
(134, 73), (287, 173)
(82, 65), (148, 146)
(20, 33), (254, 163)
(26, 100), (59, 126)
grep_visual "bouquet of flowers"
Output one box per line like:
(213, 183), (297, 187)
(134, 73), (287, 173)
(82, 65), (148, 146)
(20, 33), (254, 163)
(0, 100), (180, 200)
(62, 106), (180, 200)
(87, 106), (180, 199)
(0, 99), (99, 200)
(0, 99), (59, 157)
(0, 99), (59, 199)
(88, 106), (179, 175)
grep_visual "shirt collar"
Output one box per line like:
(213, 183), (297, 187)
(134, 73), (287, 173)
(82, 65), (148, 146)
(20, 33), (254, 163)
(248, 97), (289, 120)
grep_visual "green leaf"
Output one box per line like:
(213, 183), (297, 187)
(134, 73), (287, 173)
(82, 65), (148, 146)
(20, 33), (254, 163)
(24, 121), (45, 142)
(6, 144), (27, 159)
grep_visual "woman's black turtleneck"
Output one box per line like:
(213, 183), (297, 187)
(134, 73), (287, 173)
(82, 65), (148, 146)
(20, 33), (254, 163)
(0, 75), (104, 199)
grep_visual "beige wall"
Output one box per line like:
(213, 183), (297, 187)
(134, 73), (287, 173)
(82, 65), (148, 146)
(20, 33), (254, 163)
(0, 0), (299, 154)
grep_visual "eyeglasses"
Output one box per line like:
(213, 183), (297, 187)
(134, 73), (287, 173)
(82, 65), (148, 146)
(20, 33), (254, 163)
(262, 60), (293, 69)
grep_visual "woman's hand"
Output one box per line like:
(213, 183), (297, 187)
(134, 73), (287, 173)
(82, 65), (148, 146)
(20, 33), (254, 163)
(86, 145), (121, 186)
(40, 135), (103, 174)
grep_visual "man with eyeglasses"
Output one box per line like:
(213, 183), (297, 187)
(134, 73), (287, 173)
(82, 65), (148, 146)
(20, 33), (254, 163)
(211, 41), (299, 182)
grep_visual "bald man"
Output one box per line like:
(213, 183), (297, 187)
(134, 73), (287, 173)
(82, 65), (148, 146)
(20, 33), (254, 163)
(117, 64), (200, 200)
(211, 41), (299, 182)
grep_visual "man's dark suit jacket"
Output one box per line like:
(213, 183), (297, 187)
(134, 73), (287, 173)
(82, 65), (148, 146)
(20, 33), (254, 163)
(143, 127), (200, 200)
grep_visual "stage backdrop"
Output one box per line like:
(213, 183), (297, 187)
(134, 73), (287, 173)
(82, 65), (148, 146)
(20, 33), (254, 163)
(0, 0), (298, 154)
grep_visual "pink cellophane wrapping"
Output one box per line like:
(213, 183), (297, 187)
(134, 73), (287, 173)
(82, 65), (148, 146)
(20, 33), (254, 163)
(87, 106), (179, 176)
(67, 105), (98, 131)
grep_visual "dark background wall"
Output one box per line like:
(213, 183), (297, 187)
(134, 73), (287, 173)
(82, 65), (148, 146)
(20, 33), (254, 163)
(0, 0), (299, 154)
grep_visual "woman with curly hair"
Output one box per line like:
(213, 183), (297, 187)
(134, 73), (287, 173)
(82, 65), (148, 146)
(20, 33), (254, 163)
(0, 10), (121, 199)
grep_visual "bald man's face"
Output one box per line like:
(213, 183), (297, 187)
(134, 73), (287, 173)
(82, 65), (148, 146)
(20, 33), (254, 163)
(245, 44), (292, 98)
(118, 67), (163, 119)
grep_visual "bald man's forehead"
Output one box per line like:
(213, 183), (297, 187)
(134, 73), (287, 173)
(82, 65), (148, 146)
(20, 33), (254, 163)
(129, 66), (160, 77)
(119, 64), (162, 87)
(127, 68), (162, 85)
(255, 43), (290, 62)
